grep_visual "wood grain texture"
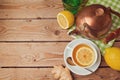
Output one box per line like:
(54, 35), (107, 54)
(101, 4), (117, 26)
(0, 0), (63, 18)
(73, 68), (120, 80)
(0, 42), (68, 66)
(0, 20), (72, 41)
(0, 0), (120, 80)
(0, 20), (119, 41)
(0, 68), (120, 80)
(114, 42), (120, 48)
(0, 42), (118, 67)
(0, 68), (54, 80)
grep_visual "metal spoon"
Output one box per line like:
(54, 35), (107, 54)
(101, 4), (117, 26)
(67, 57), (75, 66)
(66, 57), (93, 73)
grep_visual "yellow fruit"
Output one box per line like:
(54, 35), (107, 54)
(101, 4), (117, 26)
(57, 10), (74, 29)
(104, 47), (120, 71)
(76, 47), (95, 66)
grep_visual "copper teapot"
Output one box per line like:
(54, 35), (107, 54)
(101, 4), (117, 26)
(69, 4), (120, 40)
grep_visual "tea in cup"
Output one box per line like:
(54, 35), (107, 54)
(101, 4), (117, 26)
(71, 43), (97, 68)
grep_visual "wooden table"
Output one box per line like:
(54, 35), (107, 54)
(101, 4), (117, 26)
(0, 0), (120, 80)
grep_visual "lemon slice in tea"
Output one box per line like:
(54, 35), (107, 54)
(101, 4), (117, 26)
(76, 47), (95, 66)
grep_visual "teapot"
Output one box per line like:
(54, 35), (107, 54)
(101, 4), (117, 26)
(69, 4), (120, 40)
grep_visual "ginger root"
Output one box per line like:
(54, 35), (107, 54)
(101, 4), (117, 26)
(51, 65), (73, 80)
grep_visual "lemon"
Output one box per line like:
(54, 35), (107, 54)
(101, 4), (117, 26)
(104, 47), (120, 71)
(76, 47), (95, 66)
(57, 10), (74, 29)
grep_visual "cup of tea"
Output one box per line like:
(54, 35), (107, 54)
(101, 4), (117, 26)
(66, 40), (98, 68)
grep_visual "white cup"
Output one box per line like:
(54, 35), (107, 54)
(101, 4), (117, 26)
(68, 42), (98, 68)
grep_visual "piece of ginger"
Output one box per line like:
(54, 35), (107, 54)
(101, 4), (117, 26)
(51, 65), (73, 80)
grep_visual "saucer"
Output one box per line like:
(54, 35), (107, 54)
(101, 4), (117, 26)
(64, 38), (101, 75)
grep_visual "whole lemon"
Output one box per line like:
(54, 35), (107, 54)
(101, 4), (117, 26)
(104, 47), (120, 71)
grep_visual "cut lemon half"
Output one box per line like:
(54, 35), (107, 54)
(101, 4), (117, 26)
(57, 10), (74, 29)
(76, 47), (95, 66)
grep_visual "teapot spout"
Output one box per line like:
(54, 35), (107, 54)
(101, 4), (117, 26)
(68, 27), (81, 36)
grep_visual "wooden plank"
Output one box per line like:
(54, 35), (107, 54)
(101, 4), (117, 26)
(0, 42), (116, 67)
(0, 41), (119, 67)
(114, 42), (120, 48)
(0, 0), (63, 18)
(0, 20), (119, 41)
(0, 42), (68, 66)
(0, 68), (120, 80)
(0, 20), (72, 41)
(0, 68), (55, 80)
(74, 68), (120, 80)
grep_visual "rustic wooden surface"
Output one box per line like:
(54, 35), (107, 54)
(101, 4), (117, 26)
(0, 0), (120, 80)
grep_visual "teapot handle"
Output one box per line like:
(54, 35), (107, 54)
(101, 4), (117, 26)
(102, 28), (120, 44)
(109, 7), (120, 18)
(103, 7), (120, 44)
